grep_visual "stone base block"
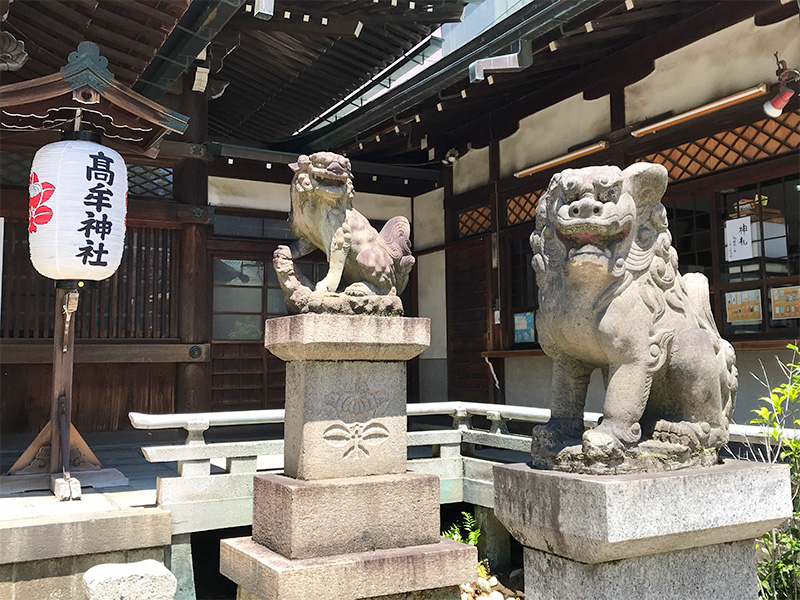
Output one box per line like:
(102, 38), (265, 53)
(1, 469), (128, 495)
(83, 559), (177, 600)
(253, 472), (440, 559)
(284, 360), (407, 480)
(1, 506), (172, 564)
(238, 585), (460, 600)
(265, 315), (430, 362)
(51, 475), (81, 500)
(220, 537), (476, 600)
(494, 460), (791, 563)
(524, 541), (758, 600)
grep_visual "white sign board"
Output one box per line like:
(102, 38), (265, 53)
(725, 216), (753, 262)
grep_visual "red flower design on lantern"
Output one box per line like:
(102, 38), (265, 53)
(28, 172), (55, 233)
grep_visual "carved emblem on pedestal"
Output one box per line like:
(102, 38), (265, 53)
(322, 378), (391, 459)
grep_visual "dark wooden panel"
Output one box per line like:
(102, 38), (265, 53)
(0, 343), (209, 364)
(1, 220), (180, 341)
(446, 239), (491, 404)
(211, 342), (267, 411)
(0, 363), (174, 433)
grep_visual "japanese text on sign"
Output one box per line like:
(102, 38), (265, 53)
(725, 216), (753, 262)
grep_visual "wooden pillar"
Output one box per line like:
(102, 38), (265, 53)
(49, 287), (77, 472)
(487, 140), (506, 404)
(175, 73), (211, 414)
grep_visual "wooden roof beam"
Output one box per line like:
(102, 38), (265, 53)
(92, 7), (165, 44)
(233, 13), (364, 38)
(584, 3), (696, 32)
(46, 1), (92, 32)
(10, 2), (85, 46)
(549, 24), (641, 52)
(85, 24), (157, 59)
(104, 1), (181, 28)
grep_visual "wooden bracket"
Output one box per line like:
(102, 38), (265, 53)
(7, 420), (102, 475)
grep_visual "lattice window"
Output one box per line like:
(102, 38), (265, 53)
(0, 155), (174, 197)
(0, 152), (33, 187)
(127, 164), (173, 197)
(457, 205), (492, 238)
(506, 189), (545, 226)
(639, 110), (800, 182)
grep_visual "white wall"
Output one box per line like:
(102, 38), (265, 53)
(208, 176), (411, 222)
(417, 251), (447, 360)
(208, 177), (290, 212)
(505, 356), (607, 414)
(413, 187), (445, 251)
(353, 191), (412, 222)
(453, 145), (490, 196)
(499, 93), (611, 179)
(417, 250), (448, 403)
(626, 16), (800, 126)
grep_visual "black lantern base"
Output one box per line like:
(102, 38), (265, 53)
(61, 130), (101, 143)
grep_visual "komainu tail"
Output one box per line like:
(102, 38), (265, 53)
(380, 216), (415, 293)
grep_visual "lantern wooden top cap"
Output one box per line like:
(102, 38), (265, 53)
(0, 42), (188, 157)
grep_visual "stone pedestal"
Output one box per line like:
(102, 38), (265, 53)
(494, 460), (792, 600)
(221, 314), (476, 600)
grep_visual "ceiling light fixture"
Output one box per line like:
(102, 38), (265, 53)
(513, 141), (609, 178)
(631, 85), (769, 138)
(763, 53), (799, 118)
(441, 148), (459, 165)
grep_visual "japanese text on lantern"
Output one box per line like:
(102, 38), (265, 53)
(76, 151), (114, 267)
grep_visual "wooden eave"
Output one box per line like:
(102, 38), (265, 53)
(0, 42), (188, 156)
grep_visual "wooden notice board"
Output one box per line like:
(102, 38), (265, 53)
(770, 286), (800, 320)
(725, 289), (762, 324)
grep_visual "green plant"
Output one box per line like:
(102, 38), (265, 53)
(749, 343), (800, 600)
(442, 511), (481, 546)
(442, 511), (489, 580)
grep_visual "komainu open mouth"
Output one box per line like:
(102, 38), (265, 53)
(557, 220), (631, 252)
(313, 174), (348, 188)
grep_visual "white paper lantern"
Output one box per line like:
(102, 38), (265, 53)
(29, 139), (127, 281)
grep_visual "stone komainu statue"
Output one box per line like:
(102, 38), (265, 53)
(273, 152), (414, 315)
(529, 162), (737, 473)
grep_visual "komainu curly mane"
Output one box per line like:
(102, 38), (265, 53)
(529, 163), (737, 473)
